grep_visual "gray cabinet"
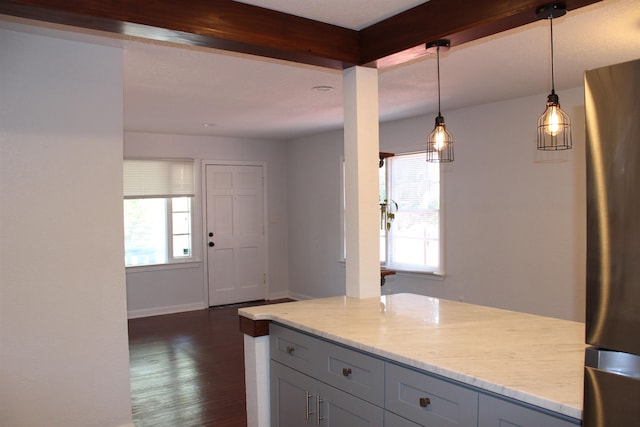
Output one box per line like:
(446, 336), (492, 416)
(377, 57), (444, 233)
(271, 360), (383, 427)
(384, 411), (423, 427)
(385, 363), (478, 427)
(478, 394), (579, 427)
(270, 324), (580, 427)
(270, 324), (384, 427)
(270, 323), (318, 375)
(316, 337), (385, 406)
(316, 380), (384, 427)
(271, 360), (316, 426)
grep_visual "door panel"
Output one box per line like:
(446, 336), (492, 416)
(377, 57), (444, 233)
(212, 248), (234, 292)
(317, 381), (383, 427)
(206, 164), (266, 306)
(213, 195), (233, 232)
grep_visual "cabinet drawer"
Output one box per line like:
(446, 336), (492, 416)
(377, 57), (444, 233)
(478, 394), (580, 427)
(270, 323), (318, 375)
(316, 340), (385, 406)
(385, 410), (423, 427)
(385, 363), (478, 427)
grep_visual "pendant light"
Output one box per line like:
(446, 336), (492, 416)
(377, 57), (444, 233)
(426, 39), (454, 163)
(536, 3), (572, 150)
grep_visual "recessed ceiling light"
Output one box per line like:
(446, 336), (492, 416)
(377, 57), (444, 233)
(202, 123), (216, 127)
(312, 85), (335, 92)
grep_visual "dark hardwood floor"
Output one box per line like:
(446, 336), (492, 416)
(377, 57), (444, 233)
(128, 300), (288, 427)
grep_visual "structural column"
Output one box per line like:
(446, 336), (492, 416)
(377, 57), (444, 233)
(243, 334), (270, 427)
(343, 66), (381, 299)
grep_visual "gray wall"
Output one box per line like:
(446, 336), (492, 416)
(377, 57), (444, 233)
(287, 88), (586, 321)
(124, 87), (587, 322)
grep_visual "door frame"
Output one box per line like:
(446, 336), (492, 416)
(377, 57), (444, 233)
(201, 160), (269, 306)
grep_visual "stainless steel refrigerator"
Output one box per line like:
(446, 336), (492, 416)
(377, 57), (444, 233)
(584, 58), (640, 426)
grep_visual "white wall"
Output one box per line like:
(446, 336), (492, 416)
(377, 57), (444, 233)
(287, 130), (347, 299)
(0, 29), (133, 427)
(124, 132), (289, 316)
(288, 87), (586, 321)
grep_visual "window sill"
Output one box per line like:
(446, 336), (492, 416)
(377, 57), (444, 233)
(337, 259), (444, 281)
(393, 269), (444, 281)
(126, 260), (201, 273)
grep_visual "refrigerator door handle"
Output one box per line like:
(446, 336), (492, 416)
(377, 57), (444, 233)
(584, 350), (640, 427)
(585, 347), (640, 379)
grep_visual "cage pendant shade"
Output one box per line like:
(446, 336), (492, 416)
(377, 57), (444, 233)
(427, 115), (454, 162)
(537, 92), (572, 150)
(426, 39), (454, 163)
(536, 3), (572, 150)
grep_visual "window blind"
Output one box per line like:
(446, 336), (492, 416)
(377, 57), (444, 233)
(123, 159), (194, 198)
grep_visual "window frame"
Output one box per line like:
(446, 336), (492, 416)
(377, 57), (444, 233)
(381, 151), (444, 276)
(340, 151), (444, 277)
(169, 196), (193, 260)
(123, 159), (197, 269)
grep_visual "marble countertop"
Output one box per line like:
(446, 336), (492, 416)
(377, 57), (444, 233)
(239, 293), (586, 420)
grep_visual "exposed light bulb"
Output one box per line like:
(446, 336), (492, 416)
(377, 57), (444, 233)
(537, 92), (572, 150)
(427, 114), (453, 161)
(432, 125), (447, 151)
(542, 104), (561, 136)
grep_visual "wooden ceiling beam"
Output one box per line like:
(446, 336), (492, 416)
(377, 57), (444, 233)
(0, 0), (360, 69)
(362, 0), (601, 68)
(0, 0), (602, 70)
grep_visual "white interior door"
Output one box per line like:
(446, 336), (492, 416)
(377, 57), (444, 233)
(205, 164), (266, 306)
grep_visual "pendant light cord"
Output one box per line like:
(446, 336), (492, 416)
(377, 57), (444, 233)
(549, 17), (556, 94)
(436, 45), (442, 116)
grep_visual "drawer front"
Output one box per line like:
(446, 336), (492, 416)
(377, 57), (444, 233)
(316, 340), (385, 406)
(270, 324), (319, 375)
(478, 394), (580, 427)
(385, 411), (423, 427)
(385, 363), (479, 427)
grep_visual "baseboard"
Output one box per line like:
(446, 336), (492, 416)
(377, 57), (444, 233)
(128, 302), (206, 319)
(267, 291), (291, 301)
(286, 291), (314, 301)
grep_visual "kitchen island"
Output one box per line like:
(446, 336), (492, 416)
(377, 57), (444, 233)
(239, 294), (585, 426)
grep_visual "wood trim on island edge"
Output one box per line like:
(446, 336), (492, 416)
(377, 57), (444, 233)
(239, 316), (270, 337)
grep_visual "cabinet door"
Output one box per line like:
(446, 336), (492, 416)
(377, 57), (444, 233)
(478, 394), (580, 427)
(316, 381), (383, 427)
(271, 361), (315, 427)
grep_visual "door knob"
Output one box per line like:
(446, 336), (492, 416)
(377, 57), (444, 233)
(209, 242), (215, 247)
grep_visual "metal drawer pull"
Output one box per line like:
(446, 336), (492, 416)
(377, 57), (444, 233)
(342, 367), (352, 377)
(286, 346), (295, 354)
(305, 390), (313, 420)
(419, 397), (431, 408)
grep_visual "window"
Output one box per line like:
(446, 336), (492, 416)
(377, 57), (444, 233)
(123, 159), (195, 267)
(381, 152), (441, 273)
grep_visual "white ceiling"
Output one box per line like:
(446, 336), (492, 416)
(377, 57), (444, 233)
(235, 0), (430, 30)
(3, 0), (640, 141)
